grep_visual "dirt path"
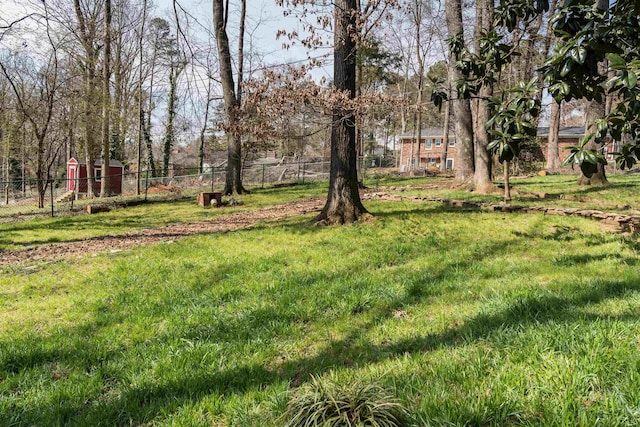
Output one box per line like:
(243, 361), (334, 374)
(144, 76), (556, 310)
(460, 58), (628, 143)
(3, 187), (637, 268)
(0, 198), (325, 267)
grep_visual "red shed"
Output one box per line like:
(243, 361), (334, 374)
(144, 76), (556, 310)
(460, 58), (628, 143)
(66, 158), (124, 196)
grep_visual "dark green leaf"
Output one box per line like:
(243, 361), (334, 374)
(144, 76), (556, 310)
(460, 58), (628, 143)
(607, 53), (626, 69)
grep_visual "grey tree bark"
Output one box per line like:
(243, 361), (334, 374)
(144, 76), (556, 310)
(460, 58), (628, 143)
(74, 0), (99, 198)
(100, 0), (112, 197)
(445, 0), (474, 185)
(136, 0), (148, 195)
(546, 100), (561, 172)
(317, 0), (368, 224)
(162, 62), (184, 178)
(472, 0), (495, 193)
(213, 0), (248, 195)
(440, 82), (451, 173)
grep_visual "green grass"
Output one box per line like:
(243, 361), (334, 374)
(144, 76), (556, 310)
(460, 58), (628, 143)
(2, 196), (640, 425)
(3, 173), (640, 251)
(380, 172), (640, 212)
(0, 182), (328, 250)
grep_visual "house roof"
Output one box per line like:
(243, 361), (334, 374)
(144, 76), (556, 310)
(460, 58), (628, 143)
(95, 159), (124, 167)
(399, 126), (587, 139)
(398, 128), (456, 139)
(68, 157), (124, 167)
(536, 126), (585, 138)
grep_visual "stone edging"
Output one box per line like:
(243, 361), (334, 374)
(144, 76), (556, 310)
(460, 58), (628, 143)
(363, 192), (640, 234)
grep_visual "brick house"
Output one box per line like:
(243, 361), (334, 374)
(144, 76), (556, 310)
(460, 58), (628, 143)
(398, 126), (617, 172)
(537, 126), (617, 162)
(398, 129), (457, 172)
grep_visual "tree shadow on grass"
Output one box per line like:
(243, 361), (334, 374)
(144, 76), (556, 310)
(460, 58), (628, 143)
(2, 206), (639, 425)
(0, 235), (515, 424)
(59, 277), (640, 425)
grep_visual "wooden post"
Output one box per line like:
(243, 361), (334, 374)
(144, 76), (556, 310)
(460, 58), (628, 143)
(50, 179), (54, 217)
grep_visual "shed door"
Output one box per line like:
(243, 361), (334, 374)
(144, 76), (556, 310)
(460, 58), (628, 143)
(68, 166), (77, 191)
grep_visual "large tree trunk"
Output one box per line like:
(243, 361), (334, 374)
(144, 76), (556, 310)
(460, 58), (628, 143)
(355, 0), (363, 161)
(446, 0), (474, 185)
(317, 0), (367, 224)
(472, 0), (495, 193)
(440, 86), (450, 173)
(213, 0), (247, 195)
(100, 0), (112, 198)
(546, 100), (561, 172)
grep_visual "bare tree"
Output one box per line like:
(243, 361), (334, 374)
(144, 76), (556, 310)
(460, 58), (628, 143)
(213, 0), (248, 195)
(136, 0), (149, 194)
(0, 13), (63, 208)
(162, 56), (186, 178)
(100, 0), (112, 197)
(317, 0), (368, 224)
(74, 0), (103, 198)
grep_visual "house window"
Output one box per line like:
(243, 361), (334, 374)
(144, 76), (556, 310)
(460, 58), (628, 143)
(95, 168), (102, 181)
(428, 158), (437, 166)
(446, 158), (454, 170)
(425, 139), (433, 150)
(449, 139), (455, 147)
(435, 138), (442, 147)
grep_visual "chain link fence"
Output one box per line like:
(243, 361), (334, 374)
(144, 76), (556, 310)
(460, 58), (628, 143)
(0, 159), (366, 222)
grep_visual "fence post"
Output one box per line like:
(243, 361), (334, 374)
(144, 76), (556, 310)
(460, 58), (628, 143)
(261, 164), (265, 189)
(211, 166), (215, 192)
(50, 179), (54, 217)
(302, 162), (306, 184)
(145, 169), (149, 201)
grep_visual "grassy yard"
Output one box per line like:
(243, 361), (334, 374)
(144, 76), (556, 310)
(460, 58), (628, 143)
(0, 182), (328, 251)
(383, 172), (640, 212)
(4, 172), (640, 252)
(2, 184), (640, 425)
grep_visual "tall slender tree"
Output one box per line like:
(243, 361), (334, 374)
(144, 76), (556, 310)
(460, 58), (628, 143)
(74, 0), (102, 198)
(100, 0), (112, 197)
(213, 0), (248, 195)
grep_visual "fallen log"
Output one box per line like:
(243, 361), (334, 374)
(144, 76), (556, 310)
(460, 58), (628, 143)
(87, 204), (111, 214)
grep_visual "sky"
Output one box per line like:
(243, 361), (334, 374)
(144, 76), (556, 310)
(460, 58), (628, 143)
(0, 0), (331, 138)
(1, 0), (329, 77)
(157, 0), (332, 80)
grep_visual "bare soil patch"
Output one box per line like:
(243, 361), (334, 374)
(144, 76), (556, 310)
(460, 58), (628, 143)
(3, 186), (636, 268)
(0, 198), (325, 267)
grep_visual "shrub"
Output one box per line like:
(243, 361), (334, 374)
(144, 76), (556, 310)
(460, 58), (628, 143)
(284, 373), (409, 426)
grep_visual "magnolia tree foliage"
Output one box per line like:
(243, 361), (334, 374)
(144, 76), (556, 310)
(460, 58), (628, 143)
(433, 0), (640, 180)
(542, 0), (640, 176)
